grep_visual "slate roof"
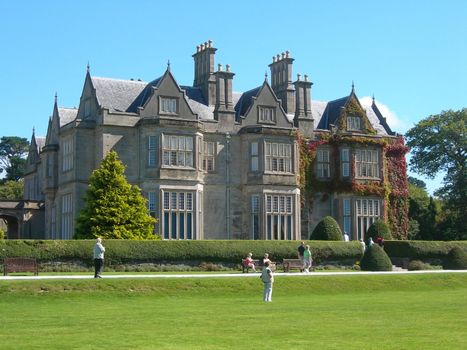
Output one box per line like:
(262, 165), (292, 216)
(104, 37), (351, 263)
(57, 108), (78, 127)
(83, 74), (392, 135)
(234, 86), (261, 121)
(91, 76), (147, 112)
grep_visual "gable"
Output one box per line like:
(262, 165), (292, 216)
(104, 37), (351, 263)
(137, 70), (197, 119)
(335, 94), (376, 134)
(241, 82), (292, 128)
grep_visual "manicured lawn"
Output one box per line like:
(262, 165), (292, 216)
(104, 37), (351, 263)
(1, 273), (466, 349)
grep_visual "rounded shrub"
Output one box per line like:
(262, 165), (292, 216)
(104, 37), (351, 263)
(310, 216), (343, 241)
(443, 247), (467, 270)
(366, 219), (393, 240)
(360, 244), (393, 271)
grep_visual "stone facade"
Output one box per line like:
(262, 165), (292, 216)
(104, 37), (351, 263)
(23, 41), (405, 241)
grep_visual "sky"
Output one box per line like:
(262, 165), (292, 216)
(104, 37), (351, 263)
(1, 0), (466, 195)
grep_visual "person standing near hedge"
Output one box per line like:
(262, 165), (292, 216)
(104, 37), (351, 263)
(297, 241), (306, 272)
(93, 237), (105, 278)
(302, 245), (312, 273)
(261, 260), (274, 302)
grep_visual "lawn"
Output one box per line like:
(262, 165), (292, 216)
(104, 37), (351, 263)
(1, 273), (466, 349)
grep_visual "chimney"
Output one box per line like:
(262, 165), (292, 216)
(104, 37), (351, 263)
(193, 40), (217, 106)
(214, 63), (235, 122)
(294, 73), (314, 137)
(268, 50), (295, 114)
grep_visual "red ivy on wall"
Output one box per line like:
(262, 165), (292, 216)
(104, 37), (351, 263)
(297, 132), (409, 239)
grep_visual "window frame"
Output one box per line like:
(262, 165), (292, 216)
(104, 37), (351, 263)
(316, 148), (330, 178)
(258, 106), (276, 124)
(347, 116), (361, 131)
(355, 149), (380, 179)
(161, 134), (194, 169)
(159, 96), (178, 115)
(202, 140), (216, 172)
(161, 190), (195, 240)
(264, 141), (292, 174)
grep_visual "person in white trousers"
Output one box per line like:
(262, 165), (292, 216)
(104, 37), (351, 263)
(261, 261), (274, 302)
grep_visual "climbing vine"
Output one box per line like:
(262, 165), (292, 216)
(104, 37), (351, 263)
(297, 131), (409, 239)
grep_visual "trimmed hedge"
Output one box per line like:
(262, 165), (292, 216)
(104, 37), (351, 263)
(310, 216), (343, 241)
(366, 220), (393, 240)
(360, 245), (393, 271)
(0, 240), (362, 266)
(384, 240), (467, 260)
(443, 247), (467, 270)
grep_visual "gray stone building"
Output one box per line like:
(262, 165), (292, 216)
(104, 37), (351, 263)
(23, 41), (403, 241)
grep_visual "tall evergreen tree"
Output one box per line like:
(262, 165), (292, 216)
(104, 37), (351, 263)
(74, 151), (158, 239)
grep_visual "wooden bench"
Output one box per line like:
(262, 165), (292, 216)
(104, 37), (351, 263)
(282, 258), (307, 272)
(241, 259), (276, 273)
(3, 257), (39, 276)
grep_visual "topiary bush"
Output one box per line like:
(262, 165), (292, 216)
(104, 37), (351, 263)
(366, 219), (393, 240)
(310, 216), (343, 241)
(360, 245), (393, 271)
(443, 247), (467, 270)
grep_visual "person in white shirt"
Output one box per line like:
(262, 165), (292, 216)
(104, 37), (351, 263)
(93, 237), (106, 278)
(260, 261), (274, 302)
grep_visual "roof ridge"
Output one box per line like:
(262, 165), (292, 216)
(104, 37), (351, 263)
(91, 76), (147, 84)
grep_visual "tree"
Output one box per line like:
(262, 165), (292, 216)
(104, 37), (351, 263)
(310, 216), (343, 240)
(0, 136), (29, 181)
(408, 176), (427, 190)
(0, 180), (23, 199)
(74, 150), (158, 240)
(407, 182), (439, 240)
(405, 109), (466, 240)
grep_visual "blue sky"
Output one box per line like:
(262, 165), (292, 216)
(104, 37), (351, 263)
(1, 0), (466, 194)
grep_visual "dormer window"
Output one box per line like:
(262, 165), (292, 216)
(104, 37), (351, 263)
(160, 97), (178, 114)
(347, 116), (361, 131)
(258, 106), (275, 123)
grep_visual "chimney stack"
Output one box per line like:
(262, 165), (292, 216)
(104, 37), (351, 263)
(268, 50), (295, 115)
(193, 40), (217, 106)
(214, 63), (235, 122)
(294, 73), (314, 137)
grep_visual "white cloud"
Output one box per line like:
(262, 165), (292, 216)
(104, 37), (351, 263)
(359, 96), (409, 133)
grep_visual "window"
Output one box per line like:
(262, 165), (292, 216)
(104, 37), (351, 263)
(62, 138), (73, 172)
(250, 142), (259, 171)
(317, 149), (330, 178)
(347, 116), (361, 131)
(343, 198), (351, 238)
(265, 142), (292, 173)
(148, 135), (157, 167)
(61, 194), (73, 239)
(162, 135), (193, 168)
(162, 191), (194, 240)
(265, 194), (293, 240)
(202, 141), (216, 172)
(258, 106), (275, 123)
(356, 199), (380, 240)
(160, 97), (178, 114)
(341, 148), (350, 178)
(148, 191), (157, 218)
(251, 195), (260, 240)
(356, 149), (379, 179)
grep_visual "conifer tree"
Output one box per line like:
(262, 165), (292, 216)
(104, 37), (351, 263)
(74, 150), (157, 239)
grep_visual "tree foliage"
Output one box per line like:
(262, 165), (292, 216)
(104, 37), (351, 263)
(0, 180), (23, 200)
(0, 136), (29, 181)
(310, 216), (343, 241)
(405, 109), (466, 240)
(74, 151), (158, 240)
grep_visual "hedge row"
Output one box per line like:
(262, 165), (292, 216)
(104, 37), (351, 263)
(0, 240), (362, 266)
(0, 240), (466, 267)
(384, 241), (467, 259)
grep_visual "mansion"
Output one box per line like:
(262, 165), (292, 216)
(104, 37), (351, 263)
(23, 41), (408, 241)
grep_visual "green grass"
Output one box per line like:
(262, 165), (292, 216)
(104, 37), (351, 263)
(1, 273), (466, 349)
